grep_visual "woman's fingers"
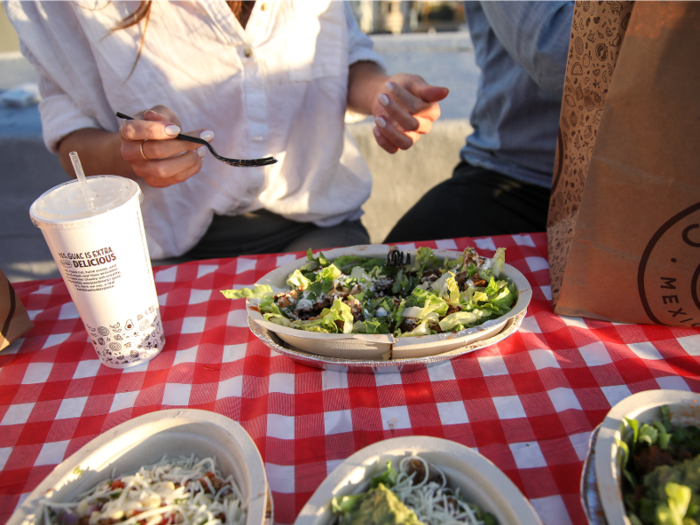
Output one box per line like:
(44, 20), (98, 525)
(376, 93), (438, 135)
(377, 92), (420, 133)
(119, 124), (213, 188)
(120, 117), (181, 142)
(115, 106), (213, 187)
(142, 105), (181, 127)
(371, 74), (448, 152)
(121, 128), (213, 162)
(134, 147), (206, 188)
(386, 80), (430, 116)
(374, 112), (434, 152)
(373, 125), (399, 154)
(374, 115), (413, 151)
(118, 105), (186, 143)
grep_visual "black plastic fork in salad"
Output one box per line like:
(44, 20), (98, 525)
(386, 247), (411, 267)
(116, 112), (277, 168)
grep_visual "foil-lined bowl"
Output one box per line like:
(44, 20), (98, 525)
(244, 245), (531, 371)
(7, 409), (271, 525)
(250, 310), (525, 373)
(294, 435), (543, 525)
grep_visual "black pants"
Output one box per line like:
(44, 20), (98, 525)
(384, 162), (551, 243)
(182, 210), (369, 260)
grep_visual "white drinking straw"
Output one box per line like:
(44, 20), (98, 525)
(69, 151), (95, 211)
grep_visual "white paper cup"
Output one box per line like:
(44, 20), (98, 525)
(30, 175), (164, 368)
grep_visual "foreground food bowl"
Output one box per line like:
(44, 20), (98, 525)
(248, 245), (532, 361)
(8, 409), (270, 525)
(594, 389), (700, 525)
(294, 435), (542, 525)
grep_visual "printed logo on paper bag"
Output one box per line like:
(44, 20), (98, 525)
(85, 304), (165, 365)
(639, 203), (700, 326)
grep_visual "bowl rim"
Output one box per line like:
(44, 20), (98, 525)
(246, 244), (532, 351)
(293, 435), (543, 525)
(249, 309), (526, 372)
(7, 409), (269, 525)
(593, 389), (700, 525)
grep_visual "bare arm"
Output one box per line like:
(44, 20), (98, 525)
(347, 61), (389, 116)
(58, 128), (135, 179)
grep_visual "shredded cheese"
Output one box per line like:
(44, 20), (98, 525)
(41, 454), (246, 525)
(390, 455), (486, 525)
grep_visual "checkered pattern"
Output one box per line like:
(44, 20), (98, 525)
(2, 233), (699, 525)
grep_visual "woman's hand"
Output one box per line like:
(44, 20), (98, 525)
(118, 105), (214, 188)
(371, 73), (449, 154)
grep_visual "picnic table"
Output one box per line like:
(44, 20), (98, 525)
(2, 231), (699, 524)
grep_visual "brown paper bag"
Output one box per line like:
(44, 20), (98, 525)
(547, 1), (700, 326)
(0, 269), (34, 350)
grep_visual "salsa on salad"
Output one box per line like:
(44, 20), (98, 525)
(221, 247), (517, 338)
(41, 454), (246, 525)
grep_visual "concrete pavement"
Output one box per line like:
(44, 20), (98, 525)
(0, 31), (479, 283)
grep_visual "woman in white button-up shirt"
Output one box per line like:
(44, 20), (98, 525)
(8, 1), (448, 260)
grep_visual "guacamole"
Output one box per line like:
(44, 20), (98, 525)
(620, 405), (700, 525)
(331, 458), (497, 525)
(345, 483), (423, 525)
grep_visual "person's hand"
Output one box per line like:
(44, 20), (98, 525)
(371, 74), (449, 154)
(118, 105), (214, 188)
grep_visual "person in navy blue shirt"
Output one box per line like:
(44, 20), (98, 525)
(385, 1), (574, 242)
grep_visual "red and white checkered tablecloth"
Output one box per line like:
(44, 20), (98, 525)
(2, 232), (700, 525)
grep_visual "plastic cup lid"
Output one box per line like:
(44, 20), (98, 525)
(30, 175), (141, 225)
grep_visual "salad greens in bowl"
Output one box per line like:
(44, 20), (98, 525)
(293, 436), (543, 525)
(594, 390), (700, 525)
(330, 457), (497, 525)
(221, 245), (531, 361)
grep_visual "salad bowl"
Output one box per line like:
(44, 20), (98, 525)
(293, 435), (543, 525)
(7, 409), (271, 525)
(593, 389), (700, 525)
(248, 309), (525, 373)
(239, 245), (531, 362)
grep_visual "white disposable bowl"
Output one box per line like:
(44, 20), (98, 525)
(594, 389), (700, 525)
(294, 435), (542, 525)
(248, 245), (531, 361)
(7, 409), (270, 525)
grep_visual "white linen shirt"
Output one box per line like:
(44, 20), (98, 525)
(7, 1), (383, 259)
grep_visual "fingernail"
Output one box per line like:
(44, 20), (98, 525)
(375, 116), (387, 128)
(386, 81), (394, 91)
(373, 126), (381, 137)
(197, 146), (206, 158)
(199, 130), (215, 142)
(378, 94), (390, 106)
(144, 109), (160, 117)
(165, 125), (180, 137)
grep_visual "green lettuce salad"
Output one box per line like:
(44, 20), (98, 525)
(221, 246), (517, 338)
(618, 405), (700, 525)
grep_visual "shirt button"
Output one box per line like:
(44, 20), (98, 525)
(260, 3), (268, 11)
(243, 47), (252, 58)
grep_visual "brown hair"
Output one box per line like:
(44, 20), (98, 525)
(115, 2), (254, 76)
(115, 1), (254, 30)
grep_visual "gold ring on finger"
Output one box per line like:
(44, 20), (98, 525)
(140, 139), (149, 160)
